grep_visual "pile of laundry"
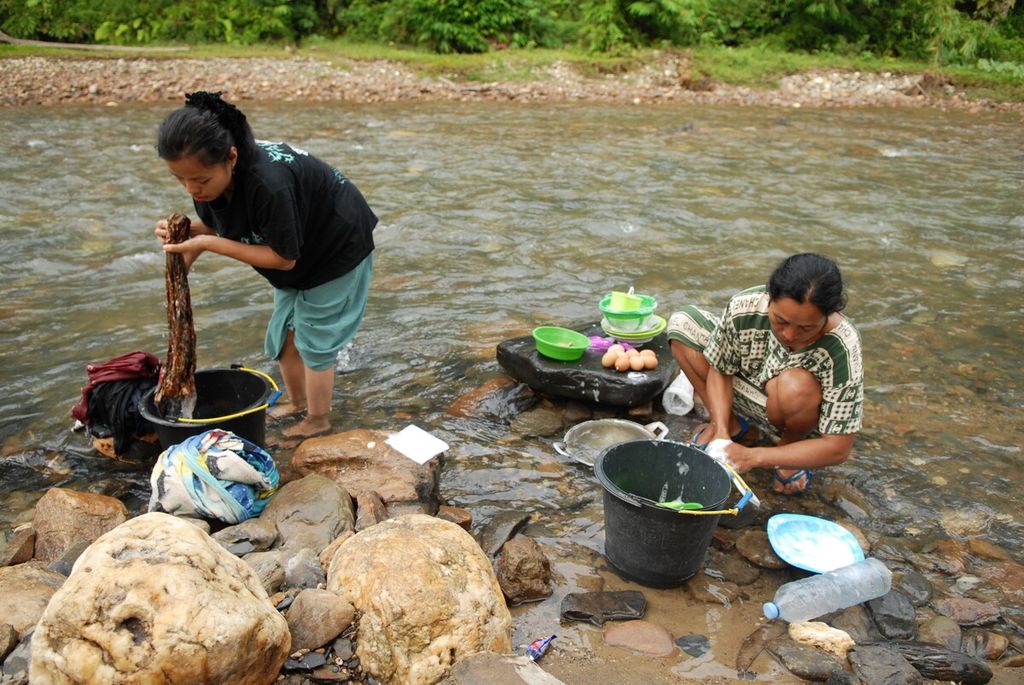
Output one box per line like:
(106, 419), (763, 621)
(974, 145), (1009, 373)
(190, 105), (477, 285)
(70, 350), (161, 460)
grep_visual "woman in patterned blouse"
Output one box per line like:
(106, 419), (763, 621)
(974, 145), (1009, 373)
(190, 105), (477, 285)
(667, 253), (863, 494)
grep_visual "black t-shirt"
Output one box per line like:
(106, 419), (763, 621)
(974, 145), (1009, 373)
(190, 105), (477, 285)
(195, 141), (377, 290)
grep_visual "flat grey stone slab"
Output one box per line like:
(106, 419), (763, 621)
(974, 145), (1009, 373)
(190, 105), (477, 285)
(496, 323), (674, 408)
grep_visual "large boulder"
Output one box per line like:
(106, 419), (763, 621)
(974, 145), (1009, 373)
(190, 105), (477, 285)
(291, 430), (442, 515)
(32, 487), (128, 562)
(327, 515), (511, 685)
(30, 513), (290, 685)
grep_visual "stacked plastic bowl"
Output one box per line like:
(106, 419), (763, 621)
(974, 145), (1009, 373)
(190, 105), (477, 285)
(599, 291), (658, 332)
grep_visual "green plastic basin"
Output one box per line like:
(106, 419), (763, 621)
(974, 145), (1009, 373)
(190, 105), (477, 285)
(533, 326), (590, 361)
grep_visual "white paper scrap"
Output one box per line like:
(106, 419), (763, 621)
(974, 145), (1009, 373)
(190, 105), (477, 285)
(386, 425), (449, 465)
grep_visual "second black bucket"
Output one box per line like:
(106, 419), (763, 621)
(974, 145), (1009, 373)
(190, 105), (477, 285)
(139, 368), (274, 449)
(594, 439), (733, 587)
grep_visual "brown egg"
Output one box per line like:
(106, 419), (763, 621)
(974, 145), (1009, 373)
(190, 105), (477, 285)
(642, 355), (658, 369)
(614, 355), (631, 372)
(640, 348), (656, 358)
(629, 355), (645, 371)
(626, 348), (640, 357)
(601, 350), (618, 368)
(608, 344), (624, 355)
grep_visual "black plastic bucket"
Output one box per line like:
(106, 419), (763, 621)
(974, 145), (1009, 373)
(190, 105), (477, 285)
(139, 368), (273, 449)
(594, 440), (733, 587)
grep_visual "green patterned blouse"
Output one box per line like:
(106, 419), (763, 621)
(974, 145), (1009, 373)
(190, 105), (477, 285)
(704, 286), (864, 435)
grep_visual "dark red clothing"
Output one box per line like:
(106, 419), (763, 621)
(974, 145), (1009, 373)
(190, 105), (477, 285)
(70, 351), (160, 424)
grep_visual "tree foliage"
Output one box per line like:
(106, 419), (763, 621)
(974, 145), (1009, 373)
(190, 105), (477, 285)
(1, 0), (1021, 64)
(0, 0), (319, 44)
(331, 0), (558, 53)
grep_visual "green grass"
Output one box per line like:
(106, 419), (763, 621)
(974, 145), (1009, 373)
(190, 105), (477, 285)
(299, 38), (638, 82)
(298, 38), (1024, 100)
(690, 44), (958, 86)
(3, 36), (1022, 102)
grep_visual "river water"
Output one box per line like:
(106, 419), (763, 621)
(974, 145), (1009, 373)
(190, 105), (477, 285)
(1, 101), (1022, 674)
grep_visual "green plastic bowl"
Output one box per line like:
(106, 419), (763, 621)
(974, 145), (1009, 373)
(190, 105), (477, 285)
(533, 326), (590, 361)
(599, 292), (658, 330)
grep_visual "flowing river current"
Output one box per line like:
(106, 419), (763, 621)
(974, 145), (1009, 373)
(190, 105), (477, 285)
(1, 100), (1022, 676)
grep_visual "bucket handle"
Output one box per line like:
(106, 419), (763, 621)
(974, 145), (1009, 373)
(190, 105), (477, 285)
(662, 462), (757, 516)
(637, 462), (757, 516)
(616, 487), (746, 516)
(172, 366), (281, 424)
(643, 421), (669, 440)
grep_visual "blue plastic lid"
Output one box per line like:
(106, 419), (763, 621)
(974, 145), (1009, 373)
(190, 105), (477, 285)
(766, 513), (865, 573)
(763, 602), (780, 620)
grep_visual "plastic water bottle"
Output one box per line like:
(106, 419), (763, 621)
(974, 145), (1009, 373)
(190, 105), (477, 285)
(763, 558), (892, 622)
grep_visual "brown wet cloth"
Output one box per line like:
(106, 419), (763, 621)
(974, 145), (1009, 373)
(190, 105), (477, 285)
(560, 591), (647, 626)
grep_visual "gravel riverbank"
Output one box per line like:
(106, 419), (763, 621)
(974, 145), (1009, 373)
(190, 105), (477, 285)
(3, 54), (1023, 114)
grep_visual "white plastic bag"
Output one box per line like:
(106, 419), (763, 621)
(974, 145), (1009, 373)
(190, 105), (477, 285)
(662, 373), (695, 415)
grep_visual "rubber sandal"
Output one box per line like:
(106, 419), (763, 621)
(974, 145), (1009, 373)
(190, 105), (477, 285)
(689, 415), (750, 450)
(772, 468), (813, 495)
(731, 415), (750, 443)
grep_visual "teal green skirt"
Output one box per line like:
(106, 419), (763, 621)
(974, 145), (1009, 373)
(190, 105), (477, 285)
(264, 253), (373, 371)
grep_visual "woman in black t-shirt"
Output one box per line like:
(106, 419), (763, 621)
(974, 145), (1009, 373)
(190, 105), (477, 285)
(154, 91), (377, 438)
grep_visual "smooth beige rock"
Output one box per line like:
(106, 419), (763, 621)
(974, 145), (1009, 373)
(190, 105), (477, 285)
(0, 623), (17, 660)
(0, 562), (66, 634)
(436, 506), (472, 531)
(327, 514), (511, 685)
(287, 588), (355, 652)
(242, 549), (286, 595)
(291, 430), (441, 513)
(30, 513), (290, 685)
(603, 620), (675, 657)
(32, 487), (128, 562)
(318, 531), (354, 572)
(788, 621), (855, 660)
(0, 527), (35, 566)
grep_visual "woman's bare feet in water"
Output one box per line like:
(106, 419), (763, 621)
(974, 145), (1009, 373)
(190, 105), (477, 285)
(282, 413), (331, 438)
(268, 402), (305, 421)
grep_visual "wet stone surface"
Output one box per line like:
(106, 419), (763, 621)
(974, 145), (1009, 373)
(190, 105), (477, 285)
(933, 597), (1002, 626)
(917, 615), (963, 651)
(674, 634), (710, 658)
(734, 529), (788, 569)
(496, 325), (674, 408)
(767, 636), (846, 682)
(867, 590), (918, 640)
(895, 569), (933, 606)
(705, 548), (761, 586)
(848, 644), (922, 685)
(559, 590), (647, 626)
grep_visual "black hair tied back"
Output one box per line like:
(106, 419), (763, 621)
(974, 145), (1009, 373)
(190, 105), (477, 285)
(184, 91), (247, 133)
(168, 90), (259, 169)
